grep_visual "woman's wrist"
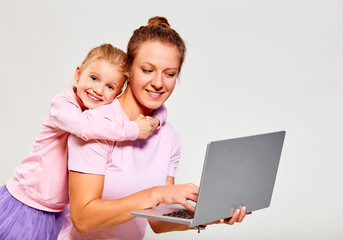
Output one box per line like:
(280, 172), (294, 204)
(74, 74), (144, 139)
(149, 186), (163, 206)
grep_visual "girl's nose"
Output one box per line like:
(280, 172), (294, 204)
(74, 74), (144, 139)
(94, 85), (104, 96)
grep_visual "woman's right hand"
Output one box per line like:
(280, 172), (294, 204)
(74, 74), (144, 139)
(155, 183), (199, 212)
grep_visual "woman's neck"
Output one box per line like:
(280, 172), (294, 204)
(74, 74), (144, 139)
(117, 84), (153, 121)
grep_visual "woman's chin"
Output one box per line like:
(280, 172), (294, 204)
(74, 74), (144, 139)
(141, 102), (164, 113)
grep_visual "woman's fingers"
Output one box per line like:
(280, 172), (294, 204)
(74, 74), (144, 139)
(237, 206), (247, 222)
(180, 200), (196, 212)
(226, 209), (240, 225)
(161, 183), (199, 208)
(225, 206), (247, 225)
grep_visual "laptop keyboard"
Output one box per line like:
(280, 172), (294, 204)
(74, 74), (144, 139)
(162, 209), (194, 219)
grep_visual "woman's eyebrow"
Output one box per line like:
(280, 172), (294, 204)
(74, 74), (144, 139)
(140, 62), (154, 66)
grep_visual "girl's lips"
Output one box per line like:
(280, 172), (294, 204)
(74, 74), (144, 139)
(87, 92), (103, 102)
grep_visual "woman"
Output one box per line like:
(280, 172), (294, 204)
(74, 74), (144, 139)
(58, 16), (247, 239)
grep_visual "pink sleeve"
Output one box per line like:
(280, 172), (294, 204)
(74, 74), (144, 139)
(67, 134), (110, 175)
(49, 95), (139, 141)
(152, 104), (167, 128)
(168, 131), (181, 177)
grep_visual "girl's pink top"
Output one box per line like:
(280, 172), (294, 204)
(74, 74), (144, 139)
(58, 99), (180, 240)
(6, 88), (166, 212)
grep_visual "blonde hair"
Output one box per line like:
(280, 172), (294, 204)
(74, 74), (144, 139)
(80, 43), (128, 76)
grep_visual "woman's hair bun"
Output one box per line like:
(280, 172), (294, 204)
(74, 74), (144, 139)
(147, 16), (170, 28)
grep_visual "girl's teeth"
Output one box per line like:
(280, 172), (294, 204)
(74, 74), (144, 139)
(88, 93), (99, 101)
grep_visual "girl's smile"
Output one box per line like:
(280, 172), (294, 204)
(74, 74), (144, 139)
(75, 60), (126, 109)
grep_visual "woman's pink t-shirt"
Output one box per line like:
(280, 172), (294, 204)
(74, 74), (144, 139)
(58, 99), (181, 240)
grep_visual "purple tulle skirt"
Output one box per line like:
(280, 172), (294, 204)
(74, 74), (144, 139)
(0, 185), (67, 240)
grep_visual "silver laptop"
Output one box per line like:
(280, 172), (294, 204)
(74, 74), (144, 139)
(132, 131), (286, 228)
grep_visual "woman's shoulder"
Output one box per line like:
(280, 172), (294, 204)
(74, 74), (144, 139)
(159, 121), (181, 143)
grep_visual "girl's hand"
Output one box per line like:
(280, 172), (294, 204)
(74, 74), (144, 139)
(150, 117), (160, 129)
(135, 115), (155, 139)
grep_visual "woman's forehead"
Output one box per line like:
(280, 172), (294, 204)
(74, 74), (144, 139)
(134, 41), (180, 68)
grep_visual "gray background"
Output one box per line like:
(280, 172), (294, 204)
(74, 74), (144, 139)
(0, 0), (342, 239)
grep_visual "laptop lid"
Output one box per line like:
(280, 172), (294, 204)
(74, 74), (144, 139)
(192, 131), (285, 225)
(132, 131), (285, 226)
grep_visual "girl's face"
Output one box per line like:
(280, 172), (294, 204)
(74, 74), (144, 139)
(75, 60), (126, 109)
(128, 41), (180, 114)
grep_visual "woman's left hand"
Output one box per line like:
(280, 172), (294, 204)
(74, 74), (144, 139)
(206, 206), (250, 226)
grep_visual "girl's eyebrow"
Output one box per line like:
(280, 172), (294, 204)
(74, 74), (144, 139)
(89, 71), (101, 78)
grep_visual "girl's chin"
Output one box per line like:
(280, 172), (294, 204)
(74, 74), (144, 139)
(84, 101), (103, 109)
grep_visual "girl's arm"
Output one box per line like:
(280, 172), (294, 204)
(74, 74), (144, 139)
(68, 171), (198, 234)
(49, 93), (167, 141)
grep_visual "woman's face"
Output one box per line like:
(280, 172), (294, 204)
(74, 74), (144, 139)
(128, 41), (180, 113)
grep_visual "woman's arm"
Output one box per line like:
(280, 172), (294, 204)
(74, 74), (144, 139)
(148, 176), (248, 234)
(68, 171), (198, 234)
(148, 176), (193, 233)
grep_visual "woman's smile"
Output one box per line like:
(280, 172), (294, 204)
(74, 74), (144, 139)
(145, 89), (164, 97)
(125, 41), (180, 114)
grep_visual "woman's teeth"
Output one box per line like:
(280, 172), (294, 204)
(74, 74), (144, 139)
(147, 90), (162, 96)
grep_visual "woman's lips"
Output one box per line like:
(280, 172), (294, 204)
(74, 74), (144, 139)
(146, 89), (163, 97)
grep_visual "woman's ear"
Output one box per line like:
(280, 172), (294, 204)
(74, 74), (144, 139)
(74, 66), (81, 85)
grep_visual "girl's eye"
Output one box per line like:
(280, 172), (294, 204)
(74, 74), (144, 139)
(91, 76), (98, 81)
(107, 85), (115, 90)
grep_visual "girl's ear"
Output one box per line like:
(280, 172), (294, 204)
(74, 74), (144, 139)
(74, 66), (81, 84)
(125, 71), (130, 83)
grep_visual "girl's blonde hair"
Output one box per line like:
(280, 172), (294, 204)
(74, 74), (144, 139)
(80, 43), (128, 76)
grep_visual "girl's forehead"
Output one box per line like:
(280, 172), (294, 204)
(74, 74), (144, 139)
(88, 59), (116, 70)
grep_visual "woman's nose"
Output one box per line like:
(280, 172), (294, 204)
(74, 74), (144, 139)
(151, 73), (163, 90)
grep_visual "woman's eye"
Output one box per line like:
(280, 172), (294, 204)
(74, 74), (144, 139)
(142, 69), (153, 73)
(165, 72), (176, 77)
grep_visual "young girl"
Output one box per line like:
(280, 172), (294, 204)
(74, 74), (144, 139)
(0, 43), (165, 239)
